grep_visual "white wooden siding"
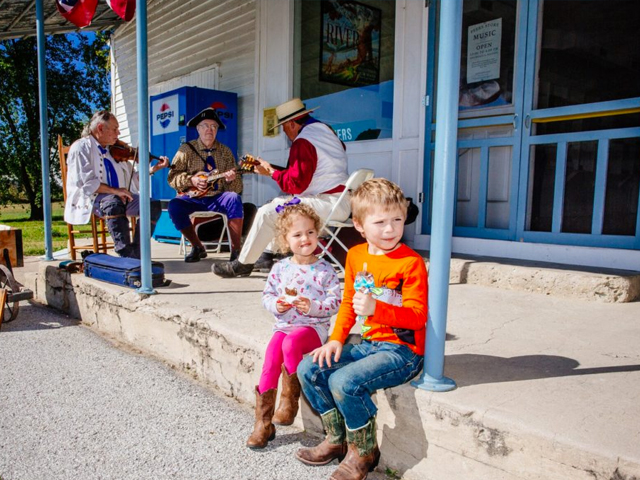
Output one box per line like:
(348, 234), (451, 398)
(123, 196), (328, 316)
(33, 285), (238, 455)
(111, 0), (257, 166)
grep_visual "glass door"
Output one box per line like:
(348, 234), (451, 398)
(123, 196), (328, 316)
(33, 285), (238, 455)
(517, 0), (640, 249)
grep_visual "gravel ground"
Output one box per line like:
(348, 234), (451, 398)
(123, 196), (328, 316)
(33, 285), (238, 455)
(0, 303), (387, 480)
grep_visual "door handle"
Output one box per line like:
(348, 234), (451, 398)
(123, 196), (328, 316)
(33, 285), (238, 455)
(524, 115), (531, 129)
(513, 114), (518, 131)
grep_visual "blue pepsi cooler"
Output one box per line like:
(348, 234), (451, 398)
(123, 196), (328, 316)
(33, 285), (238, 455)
(149, 86), (238, 243)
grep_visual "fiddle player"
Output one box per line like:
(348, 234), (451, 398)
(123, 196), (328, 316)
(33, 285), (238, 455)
(63, 110), (169, 259)
(167, 107), (244, 263)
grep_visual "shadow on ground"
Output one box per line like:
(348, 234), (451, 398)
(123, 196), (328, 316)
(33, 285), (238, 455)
(0, 302), (79, 332)
(446, 353), (640, 387)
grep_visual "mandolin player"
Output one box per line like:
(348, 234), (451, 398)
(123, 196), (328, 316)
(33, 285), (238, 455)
(166, 107), (244, 263)
(63, 110), (170, 259)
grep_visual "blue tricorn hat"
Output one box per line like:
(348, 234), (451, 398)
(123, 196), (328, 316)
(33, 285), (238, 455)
(187, 107), (226, 130)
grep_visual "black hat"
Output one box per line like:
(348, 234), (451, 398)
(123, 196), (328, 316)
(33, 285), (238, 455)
(187, 107), (226, 130)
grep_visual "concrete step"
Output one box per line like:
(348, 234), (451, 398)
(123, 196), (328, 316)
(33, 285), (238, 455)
(441, 254), (640, 303)
(24, 251), (640, 480)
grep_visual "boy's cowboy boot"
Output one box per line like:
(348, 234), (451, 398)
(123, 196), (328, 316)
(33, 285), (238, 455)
(272, 364), (301, 426)
(295, 408), (347, 466)
(330, 418), (380, 480)
(246, 387), (277, 449)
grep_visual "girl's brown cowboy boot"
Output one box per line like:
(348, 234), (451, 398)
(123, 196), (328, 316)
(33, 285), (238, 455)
(273, 364), (302, 425)
(246, 387), (277, 449)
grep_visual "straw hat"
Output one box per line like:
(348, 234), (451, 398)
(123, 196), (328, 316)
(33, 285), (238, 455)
(271, 98), (318, 130)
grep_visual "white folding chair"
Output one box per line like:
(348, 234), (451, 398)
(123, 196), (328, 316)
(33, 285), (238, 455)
(179, 211), (232, 255)
(318, 168), (375, 273)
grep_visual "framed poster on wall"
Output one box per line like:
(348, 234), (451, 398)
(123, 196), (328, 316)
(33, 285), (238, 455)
(319, 0), (381, 87)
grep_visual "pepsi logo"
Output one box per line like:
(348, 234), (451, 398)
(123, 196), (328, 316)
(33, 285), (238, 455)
(156, 103), (175, 129)
(209, 101), (234, 127)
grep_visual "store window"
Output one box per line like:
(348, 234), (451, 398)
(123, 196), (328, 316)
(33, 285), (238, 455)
(293, 0), (396, 142)
(534, 0), (640, 135)
(458, 1), (517, 116)
(432, 0), (517, 120)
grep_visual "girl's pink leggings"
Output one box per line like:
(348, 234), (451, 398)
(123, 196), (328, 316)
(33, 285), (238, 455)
(258, 327), (322, 393)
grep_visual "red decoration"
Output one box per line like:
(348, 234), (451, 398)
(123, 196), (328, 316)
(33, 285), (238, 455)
(106, 0), (136, 22)
(55, 0), (99, 28)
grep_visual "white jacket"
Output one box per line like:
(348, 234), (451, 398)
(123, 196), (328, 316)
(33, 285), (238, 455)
(63, 136), (138, 225)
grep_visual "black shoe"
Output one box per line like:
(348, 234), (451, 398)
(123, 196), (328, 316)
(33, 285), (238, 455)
(116, 245), (140, 259)
(230, 250), (240, 262)
(185, 245), (207, 263)
(254, 251), (275, 272)
(212, 260), (254, 278)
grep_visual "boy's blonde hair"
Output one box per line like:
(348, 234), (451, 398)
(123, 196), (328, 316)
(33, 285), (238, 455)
(274, 203), (322, 254)
(350, 178), (409, 224)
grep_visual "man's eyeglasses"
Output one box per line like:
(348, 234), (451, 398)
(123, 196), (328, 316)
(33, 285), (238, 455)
(198, 124), (218, 131)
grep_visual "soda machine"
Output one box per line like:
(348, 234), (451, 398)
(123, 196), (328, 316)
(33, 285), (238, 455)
(149, 86), (238, 243)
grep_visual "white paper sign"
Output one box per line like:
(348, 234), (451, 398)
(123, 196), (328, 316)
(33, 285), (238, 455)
(467, 18), (502, 84)
(152, 94), (179, 135)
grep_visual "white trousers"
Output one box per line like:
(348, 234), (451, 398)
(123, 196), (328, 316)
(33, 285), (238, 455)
(238, 193), (351, 265)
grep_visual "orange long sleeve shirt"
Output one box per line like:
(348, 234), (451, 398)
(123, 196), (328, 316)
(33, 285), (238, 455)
(329, 243), (429, 355)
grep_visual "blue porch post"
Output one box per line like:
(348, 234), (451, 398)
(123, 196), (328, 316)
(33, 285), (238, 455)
(36, 0), (53, 261)
(135, 0), (154, 294)
(412, 0), (462, 392)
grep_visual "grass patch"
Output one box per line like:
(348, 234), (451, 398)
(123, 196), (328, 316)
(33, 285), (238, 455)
(0, 202), (91, 256)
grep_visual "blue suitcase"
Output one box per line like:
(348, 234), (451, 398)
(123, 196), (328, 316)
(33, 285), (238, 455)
(83, 253), (168, 289)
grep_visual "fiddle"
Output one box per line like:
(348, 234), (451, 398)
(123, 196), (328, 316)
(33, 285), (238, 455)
(109, 139), (166, 164)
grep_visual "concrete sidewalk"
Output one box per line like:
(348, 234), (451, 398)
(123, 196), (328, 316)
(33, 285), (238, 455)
(18, 241), (640, 480)
(1, 302), (392, 480)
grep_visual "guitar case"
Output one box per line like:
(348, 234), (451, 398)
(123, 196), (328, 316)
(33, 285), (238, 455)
(83, 253), (169, 289)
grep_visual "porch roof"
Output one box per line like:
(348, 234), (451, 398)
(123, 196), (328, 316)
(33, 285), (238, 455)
(0, 0), (125, 40)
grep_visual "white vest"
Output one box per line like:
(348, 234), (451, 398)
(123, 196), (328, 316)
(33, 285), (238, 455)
(296, 122), (349, 196)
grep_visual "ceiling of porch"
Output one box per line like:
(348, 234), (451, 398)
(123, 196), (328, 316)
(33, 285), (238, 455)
(0, 0), (125, 40)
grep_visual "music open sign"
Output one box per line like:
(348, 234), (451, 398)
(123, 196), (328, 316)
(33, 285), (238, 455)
(467, 18), (502, 84)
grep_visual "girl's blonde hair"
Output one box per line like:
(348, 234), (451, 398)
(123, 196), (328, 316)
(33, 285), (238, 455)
(274, 203), (322, 254)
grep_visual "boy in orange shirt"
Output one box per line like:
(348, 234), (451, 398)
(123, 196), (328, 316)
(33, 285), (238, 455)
(295, 178), (428, 480)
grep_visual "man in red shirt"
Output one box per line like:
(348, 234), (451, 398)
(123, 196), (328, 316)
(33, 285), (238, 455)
(213, 98), (350, 278)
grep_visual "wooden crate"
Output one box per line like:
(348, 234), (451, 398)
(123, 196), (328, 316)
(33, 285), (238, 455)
(0, 227), (24, 268)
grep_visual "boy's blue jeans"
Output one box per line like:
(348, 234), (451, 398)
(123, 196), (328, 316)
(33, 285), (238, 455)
(298, 340), (423, 430)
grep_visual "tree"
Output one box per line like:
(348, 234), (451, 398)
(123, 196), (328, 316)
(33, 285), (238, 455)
(0, 32), (110, 220)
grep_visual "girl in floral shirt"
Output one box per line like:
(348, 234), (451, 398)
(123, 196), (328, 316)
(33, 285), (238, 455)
(247, 202), (341, 449)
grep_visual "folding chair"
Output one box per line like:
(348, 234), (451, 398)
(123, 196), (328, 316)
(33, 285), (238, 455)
(318, 168), (375, 273)
(179, 211), (232, 255)
(58, 135), (136, 260)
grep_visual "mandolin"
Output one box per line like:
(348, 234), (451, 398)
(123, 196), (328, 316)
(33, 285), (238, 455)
(178, 154), (259, 198)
